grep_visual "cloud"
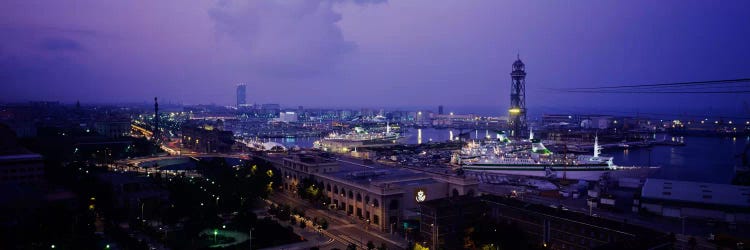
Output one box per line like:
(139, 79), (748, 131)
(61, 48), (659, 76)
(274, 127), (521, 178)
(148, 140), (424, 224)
(39, 37), (84, 52)
(209, 0), (384, 78)
(348, 0), (387, 5)
(0, 24), (92, 101)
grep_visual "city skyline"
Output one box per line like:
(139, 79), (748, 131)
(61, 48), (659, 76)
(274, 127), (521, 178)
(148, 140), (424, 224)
(2, 1), (750, 113)
(3, 2), (750, 249)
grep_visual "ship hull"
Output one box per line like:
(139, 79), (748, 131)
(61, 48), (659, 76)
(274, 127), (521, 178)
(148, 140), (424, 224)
(462, 165), (656, 181)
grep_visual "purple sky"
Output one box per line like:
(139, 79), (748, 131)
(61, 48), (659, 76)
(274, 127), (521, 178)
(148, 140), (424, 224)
(1, 1), (749, 115)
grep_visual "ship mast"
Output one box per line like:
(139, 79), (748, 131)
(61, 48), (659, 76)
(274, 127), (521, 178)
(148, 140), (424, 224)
(594, 134), (602, 158)
(529, 127), (534, 140)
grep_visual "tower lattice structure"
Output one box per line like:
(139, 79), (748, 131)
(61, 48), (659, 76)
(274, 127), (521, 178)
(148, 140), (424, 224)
(509, 55), (527, 137)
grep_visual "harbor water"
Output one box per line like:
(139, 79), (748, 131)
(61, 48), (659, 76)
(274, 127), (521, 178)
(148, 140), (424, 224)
(610, 135), (748, 184)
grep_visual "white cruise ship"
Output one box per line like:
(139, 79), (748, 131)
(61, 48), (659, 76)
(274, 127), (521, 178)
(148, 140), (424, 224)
(313, 123), (403, 152)
(456, 130), (651, 181)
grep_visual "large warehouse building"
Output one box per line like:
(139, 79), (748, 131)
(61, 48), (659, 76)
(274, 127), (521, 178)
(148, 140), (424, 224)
(639, 178), (750, 223)
(272, 153), (480, 233)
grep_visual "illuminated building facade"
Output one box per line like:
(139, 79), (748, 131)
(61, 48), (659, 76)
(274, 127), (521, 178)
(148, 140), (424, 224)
(181, 123), (235, 153)
(274, 153), (479, 233)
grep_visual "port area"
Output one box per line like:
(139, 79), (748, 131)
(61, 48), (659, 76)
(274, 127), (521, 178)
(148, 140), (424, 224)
(475, 172), (750, 248)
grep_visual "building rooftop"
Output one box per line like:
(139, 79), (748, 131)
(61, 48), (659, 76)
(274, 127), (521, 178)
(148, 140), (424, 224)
(641, 178), (750, 209)
(284, 154), (337, 165)
(480, 195), (665, 239)
(0, 153), (43, 162)
(321, 165), (434, 189)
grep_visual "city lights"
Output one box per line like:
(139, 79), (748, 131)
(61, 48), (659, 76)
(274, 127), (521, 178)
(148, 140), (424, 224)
(1, 2), (747, 249)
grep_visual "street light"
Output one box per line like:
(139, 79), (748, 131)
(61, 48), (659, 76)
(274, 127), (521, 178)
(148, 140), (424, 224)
(249, 227), (254, 250)
(681, 216), (686, 235)
(214, 229), (218, 243)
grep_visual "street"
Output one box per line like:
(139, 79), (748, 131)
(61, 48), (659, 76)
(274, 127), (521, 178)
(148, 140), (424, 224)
(270, 191), (407, 250)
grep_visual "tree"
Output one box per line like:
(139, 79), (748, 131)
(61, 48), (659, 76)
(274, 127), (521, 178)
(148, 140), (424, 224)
(413, 243), (429, 250)
(668, 232), (677, 245)
(268, 204), (279, 216)
(688, 236), (697, 250)
(278, 204), (291, 221)
(377, 243), (387, 250)
(347, 243), (357, 250)
(297, 177), (325, 203)
(367, 240), (375, 250)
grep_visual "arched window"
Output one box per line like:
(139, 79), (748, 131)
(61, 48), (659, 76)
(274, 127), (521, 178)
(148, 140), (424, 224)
(452, 188), (459, 197)
(373, 199), (379, 208)
(340, 188), (345, 196)
(389, 199), (399, 210)
(365, 195), (370, 204)
(348, 190), (353, 199)
(334, 185), (339, 194)
(356, 193), (362, 202)
(326, 184), (331, 192)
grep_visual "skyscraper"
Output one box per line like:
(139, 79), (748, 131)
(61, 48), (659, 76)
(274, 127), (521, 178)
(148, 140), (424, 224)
(236, 84), (247, 107)
(509, 55), (527, 137)
(438, 105), (444, 115)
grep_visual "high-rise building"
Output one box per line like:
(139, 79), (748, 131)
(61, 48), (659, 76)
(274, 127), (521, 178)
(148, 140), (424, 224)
(277, 112), (298, 123)
(438, 105), (444, 115)
(236, 84), (247, 107)
(509, 55), (527, 137)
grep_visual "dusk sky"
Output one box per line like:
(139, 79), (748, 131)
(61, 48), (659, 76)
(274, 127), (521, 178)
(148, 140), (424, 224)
(1, 1), (749, 115)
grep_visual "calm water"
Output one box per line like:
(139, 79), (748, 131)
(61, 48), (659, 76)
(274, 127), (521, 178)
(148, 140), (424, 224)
(609, 135), (748, 184)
